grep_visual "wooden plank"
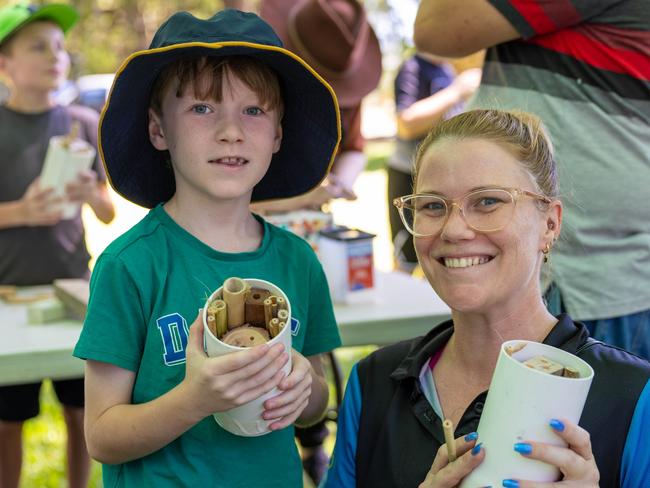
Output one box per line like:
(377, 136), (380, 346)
(53, 279), (89, 320)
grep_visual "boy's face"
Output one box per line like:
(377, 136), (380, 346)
(0, 20), (69, 94)
(148, 70), (283, 205)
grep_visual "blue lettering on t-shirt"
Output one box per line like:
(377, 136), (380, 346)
(156, 313), (189, 366)
(291, 317), (300, 336)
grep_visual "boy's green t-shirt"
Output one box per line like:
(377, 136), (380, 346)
(74, 205), (341, 487)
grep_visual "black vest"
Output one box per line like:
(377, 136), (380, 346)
(355, 315), (650, 488)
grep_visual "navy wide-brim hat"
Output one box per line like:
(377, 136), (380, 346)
(99, 9), (341, 208)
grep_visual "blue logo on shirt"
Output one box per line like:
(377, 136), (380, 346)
(291, 317), (300, 336)
(157, 313), (189, 366)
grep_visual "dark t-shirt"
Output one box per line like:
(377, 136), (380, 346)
(0, 104), (105, 285)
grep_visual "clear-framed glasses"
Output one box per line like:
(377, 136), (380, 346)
(393, 187), (552, 237)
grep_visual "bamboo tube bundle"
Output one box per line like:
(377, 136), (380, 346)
(204, 277), (291, 349)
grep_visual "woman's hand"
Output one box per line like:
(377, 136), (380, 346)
(504, 418), (599, 488)
(419, 432), (485, 488)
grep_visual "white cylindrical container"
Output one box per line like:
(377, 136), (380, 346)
(40, 135), (96, 219)
(202, 278), (292, 437)
(460, 340), (594, 487)
(318, 227), (376, 304)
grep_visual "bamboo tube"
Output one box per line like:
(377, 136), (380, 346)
(264, 297), (273, 327)
(443, 419), (457, 462)
(62, 121), (80, 149)
(206, 314), (217, 337)
(212, 299), (228, 338)
(277, 309), (289, 322)
(267, 295), (278, 320)
(223, 277), (248, 329)
(269, 317), (280, 338)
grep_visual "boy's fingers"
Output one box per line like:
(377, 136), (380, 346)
(229, 352), (288, 396)
(278, 350), (309, 390)
(263, 387), (311, 419)
(215, 344), (286, 380)
(233, 369), (285, 406)
(185, 310), (206, 357)
(268, 398), (309, 431)
(265, 370), (310, 409)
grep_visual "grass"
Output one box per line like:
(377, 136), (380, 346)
(365, 139), (393, 172)
(21, 381), (102, 487)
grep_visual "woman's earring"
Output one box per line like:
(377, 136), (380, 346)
(542, 242), (551, 263)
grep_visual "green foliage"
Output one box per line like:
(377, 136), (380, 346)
(63, 0), (228, 76)
(22, 381), (102, 488)
(365, 140), (394, 172)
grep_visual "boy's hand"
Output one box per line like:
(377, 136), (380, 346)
(65, 169), (99, 204)
(182, 312), (289, 420)
(263, 349), (313, 431)
(19, 178), (63, 226)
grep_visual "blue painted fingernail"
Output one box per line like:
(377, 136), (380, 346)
(464, 432), (478, 442)
(471, 442), (483, 455)
(502, 480), (519, 488)
(550, 418), (565, 431)
(514, 442), (532, 455)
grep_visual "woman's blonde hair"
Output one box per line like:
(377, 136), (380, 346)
(414, 109), (558, 198)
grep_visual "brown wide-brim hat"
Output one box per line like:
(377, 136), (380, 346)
(260, 0), (382, 108)
(100, 9), (341, 208)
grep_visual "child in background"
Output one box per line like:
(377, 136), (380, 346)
(73, 9), (341, 487)
(0, 4), (115, 487)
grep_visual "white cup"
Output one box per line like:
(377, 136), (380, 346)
(202, 278), (292, 437)
(40, 135), (96, 219)
(460, 340), (594, 487)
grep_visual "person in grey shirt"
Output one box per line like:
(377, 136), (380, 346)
(414, 0), (650, 359)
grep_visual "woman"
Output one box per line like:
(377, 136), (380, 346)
(323, 110), (650, 488)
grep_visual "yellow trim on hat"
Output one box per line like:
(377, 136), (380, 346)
(98, 41), (341, 204)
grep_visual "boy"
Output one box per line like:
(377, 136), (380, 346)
(72, 8), (341, 487)
(0, 4), (115, 488)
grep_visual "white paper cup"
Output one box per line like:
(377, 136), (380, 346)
(460, 340), (594, 487)
(202, 278), (292, 437)
(40, 136), (96, 219)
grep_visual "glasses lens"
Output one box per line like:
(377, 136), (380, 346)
(400, 195), (447, 236)
(462, 189), (515, 231)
